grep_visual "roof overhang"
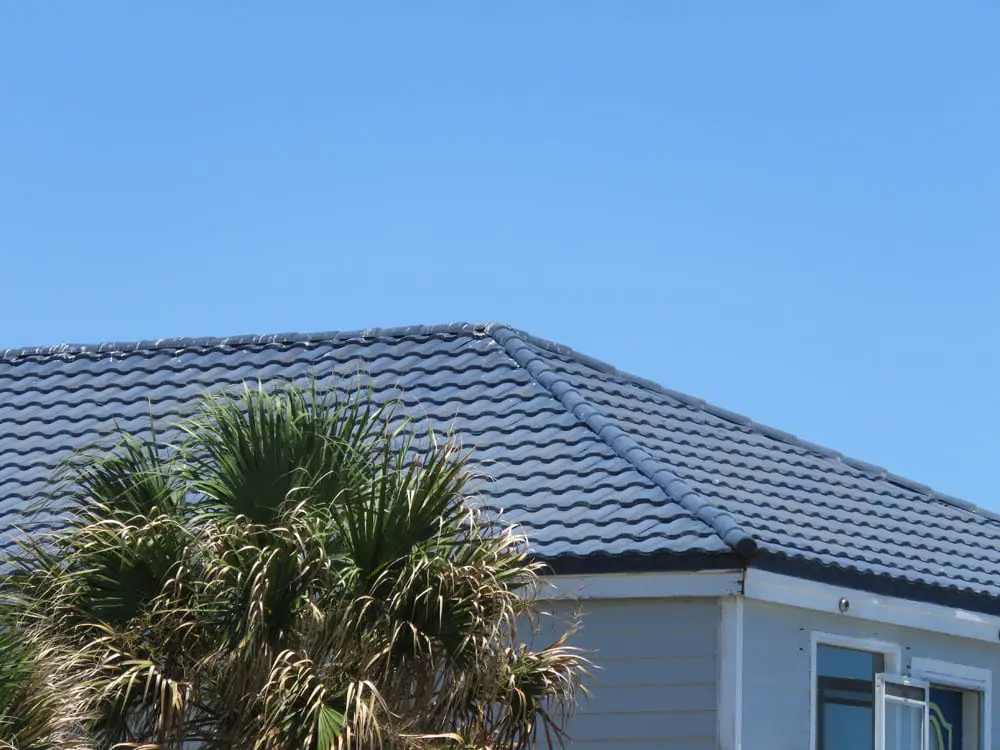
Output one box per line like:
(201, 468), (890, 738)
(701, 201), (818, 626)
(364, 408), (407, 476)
(541, 569), (743, 599)
(540, 566), (1000, 646)
(744, 567), (1000, 645)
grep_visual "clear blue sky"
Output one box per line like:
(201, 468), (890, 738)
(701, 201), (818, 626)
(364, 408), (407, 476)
(2, 3), (998, 508)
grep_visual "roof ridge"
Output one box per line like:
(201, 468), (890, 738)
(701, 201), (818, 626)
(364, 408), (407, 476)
(504, 326), (1000, 526)
(487, 324), (758, 557)
(0, 322), (492, 362)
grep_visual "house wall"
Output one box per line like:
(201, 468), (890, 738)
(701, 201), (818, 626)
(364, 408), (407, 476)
(741, 598), (1000, 750)
(534, 597), (720, 749)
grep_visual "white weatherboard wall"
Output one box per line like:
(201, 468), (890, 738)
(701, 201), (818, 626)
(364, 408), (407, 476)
(741, 598), (1000, 749)
(535, 598), (720, 749)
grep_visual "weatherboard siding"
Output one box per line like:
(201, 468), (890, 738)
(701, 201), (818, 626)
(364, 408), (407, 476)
(741, 598), (1000, 749)
(535, 598), (719, 749)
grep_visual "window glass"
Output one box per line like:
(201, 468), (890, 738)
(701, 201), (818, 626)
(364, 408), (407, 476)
(819, 644), (885, 681)
(885, 700), (926, 750)
(824, 702), (875, 749)
(817, 644), (885, 750)
(929, 686), (982, 750)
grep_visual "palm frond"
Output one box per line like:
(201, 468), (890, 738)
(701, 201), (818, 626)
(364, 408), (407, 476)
(180, 380), (386, 526)
(2, 378), (589, 749)
(55, 421), (185, 528)
(0, 625), (94, 750)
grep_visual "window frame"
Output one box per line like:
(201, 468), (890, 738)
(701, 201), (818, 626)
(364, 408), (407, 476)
(810, 632), (903, 750)
(910, 657), (992, 750)
(876, 672), (930, 750)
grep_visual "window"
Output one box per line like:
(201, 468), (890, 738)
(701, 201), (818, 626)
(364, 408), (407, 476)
(911, 658), (990, 750)
(812, 639), (989, 750)
(876, 674), (930, 750)
(816, 643), (885, 750)
(928, 686), (978, 750)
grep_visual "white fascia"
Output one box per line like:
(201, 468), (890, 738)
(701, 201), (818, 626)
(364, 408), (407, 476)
(542, 566), (1000, 645)
(539, 569), (743, 600)
(541, 566), (1000, 645)
(744, 568), (1000, 645)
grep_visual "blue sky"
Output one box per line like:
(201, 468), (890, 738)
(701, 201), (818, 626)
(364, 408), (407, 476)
(2, 3), (998, 508)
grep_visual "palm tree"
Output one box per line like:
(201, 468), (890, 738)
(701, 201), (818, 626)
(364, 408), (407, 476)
(0, 622), (94, 750)
(1, 381), (586, 749)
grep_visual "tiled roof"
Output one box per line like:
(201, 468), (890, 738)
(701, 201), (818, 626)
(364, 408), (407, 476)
(2, 323), (999, 612)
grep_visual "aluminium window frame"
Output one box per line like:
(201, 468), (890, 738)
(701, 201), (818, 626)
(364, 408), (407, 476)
(810, 632), (903, 750)
(876, 672), (931, 750)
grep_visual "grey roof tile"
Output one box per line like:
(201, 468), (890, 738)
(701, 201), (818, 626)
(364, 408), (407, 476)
(0, 324), (729, 575)
(2, 323), (998, 611)
(502, 329), (1000, 607)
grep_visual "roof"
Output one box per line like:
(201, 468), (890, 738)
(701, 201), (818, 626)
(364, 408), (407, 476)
(2, 322), (999, 614)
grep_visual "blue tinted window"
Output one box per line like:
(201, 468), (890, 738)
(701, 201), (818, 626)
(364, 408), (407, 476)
(824, 703), (875, 749)
(818, 644), (883, 681)
(817, 645), (884, 750)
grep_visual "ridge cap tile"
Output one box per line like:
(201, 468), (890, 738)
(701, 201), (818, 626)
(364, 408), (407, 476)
(1, 322), (493, 362)
(489, 325), (757, 557)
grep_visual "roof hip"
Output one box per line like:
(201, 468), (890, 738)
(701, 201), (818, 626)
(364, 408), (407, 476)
(487, 324), (759, 557)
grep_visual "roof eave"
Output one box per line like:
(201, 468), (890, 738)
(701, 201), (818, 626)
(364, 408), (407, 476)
(750, 551), (1000, 618)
